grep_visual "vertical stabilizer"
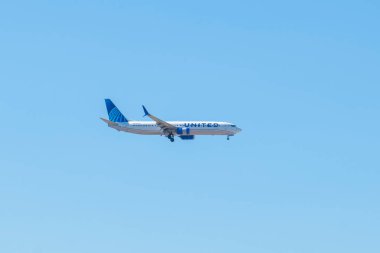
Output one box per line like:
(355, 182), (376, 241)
(104, 99), (128, 122)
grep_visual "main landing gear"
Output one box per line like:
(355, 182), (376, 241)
(168, 134), (175, 142)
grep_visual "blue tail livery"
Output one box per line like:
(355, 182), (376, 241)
(104, 99), (128, 123)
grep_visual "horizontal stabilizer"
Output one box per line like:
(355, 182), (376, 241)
(100, 117), (119, 127)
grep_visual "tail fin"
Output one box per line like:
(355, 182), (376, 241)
(104, 99), (128, 123)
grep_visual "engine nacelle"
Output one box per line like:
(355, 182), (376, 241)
(179, 135), (194, 140)
(176, 127), (190, 135)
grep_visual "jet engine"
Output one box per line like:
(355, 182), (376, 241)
(176, 127), (190, 135)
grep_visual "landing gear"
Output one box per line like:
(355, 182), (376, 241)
(168, 134), (175, 142)
(227, 135), (233, 140)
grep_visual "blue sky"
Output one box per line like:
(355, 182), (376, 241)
(0, 1), (379, 252)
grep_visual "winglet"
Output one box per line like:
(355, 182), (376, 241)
(142, 105), (149, 117)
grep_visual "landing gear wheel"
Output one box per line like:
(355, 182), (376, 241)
(168, 134), (175, 142)
(227, 136), (230, 140)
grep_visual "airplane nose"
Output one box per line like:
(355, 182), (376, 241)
(236, 127), (242, 133)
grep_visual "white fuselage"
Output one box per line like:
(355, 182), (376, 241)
(109, 121), (241, 136)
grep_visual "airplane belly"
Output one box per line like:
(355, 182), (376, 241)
(118, 126), (234, 136)
(122, 127), (161, 135)
(189, 129), (234, 135)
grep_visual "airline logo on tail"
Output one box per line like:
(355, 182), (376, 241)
(105, 99), (128, 123)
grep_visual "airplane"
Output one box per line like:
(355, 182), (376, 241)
(100, 99), (242, 142)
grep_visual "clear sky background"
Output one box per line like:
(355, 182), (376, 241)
(0, 1), (379, 252)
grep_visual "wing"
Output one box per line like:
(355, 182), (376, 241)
(142, 105), (177, 134)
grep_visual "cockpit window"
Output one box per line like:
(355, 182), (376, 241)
(231, 125), (236, 127)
